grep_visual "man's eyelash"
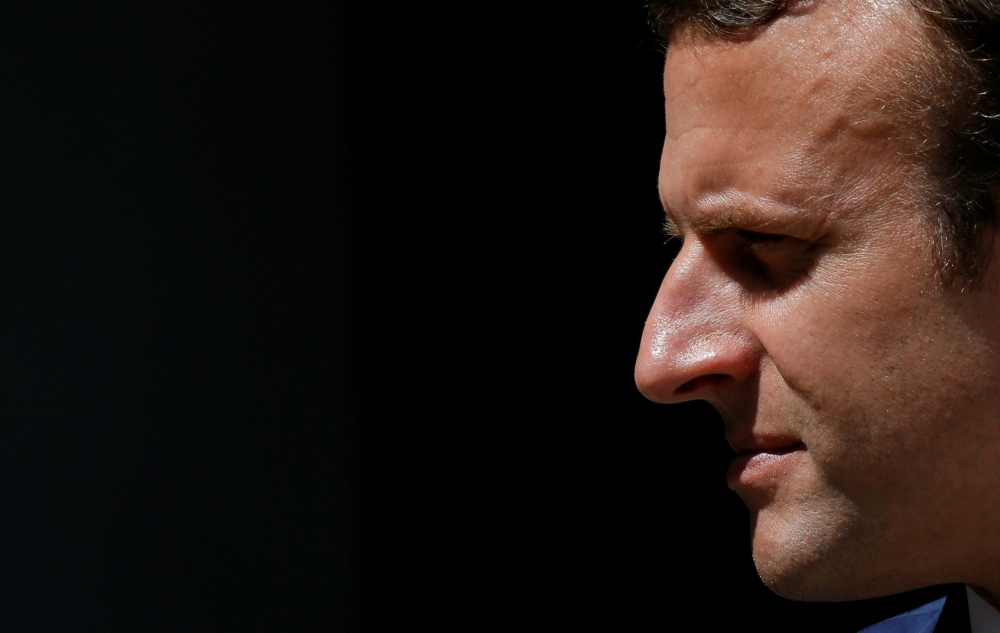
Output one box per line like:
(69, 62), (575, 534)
(658, 219), (794, 246)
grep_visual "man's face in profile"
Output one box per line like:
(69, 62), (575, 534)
(636, 0), (1000, 602)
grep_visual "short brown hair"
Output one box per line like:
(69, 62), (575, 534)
(647, 0), (1000, 287)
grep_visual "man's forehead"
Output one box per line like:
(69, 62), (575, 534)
(659, 0), (942, 230)
(663, 0), (932, 142)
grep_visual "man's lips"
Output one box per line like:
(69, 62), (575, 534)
(727, 441), (805, 487)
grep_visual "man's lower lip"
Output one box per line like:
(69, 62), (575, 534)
(727, 444), (805, 487)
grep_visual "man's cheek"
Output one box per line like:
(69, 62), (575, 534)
(756, 290), (912, 405)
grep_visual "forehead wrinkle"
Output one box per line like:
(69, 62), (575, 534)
(665, 0), (932, 144)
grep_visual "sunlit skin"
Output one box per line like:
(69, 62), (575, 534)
(635, 0), (1000, 604)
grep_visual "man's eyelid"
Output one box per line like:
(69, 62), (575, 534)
(723, 217), (827, 245)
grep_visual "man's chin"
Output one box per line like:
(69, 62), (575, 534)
(754, 555), (852, 602)
(754, 554), (926, 603)
(751, 509), (966, 605)
(748, 508), (881, 602)
(752, 543), (864, 601)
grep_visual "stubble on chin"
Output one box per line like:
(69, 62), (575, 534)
(744, 472), (876, 601)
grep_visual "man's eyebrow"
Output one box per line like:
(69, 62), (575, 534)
(662, 206), (778, 237)
(662, 214), (683, 239)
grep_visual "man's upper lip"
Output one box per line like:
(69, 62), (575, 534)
(728, 434), (804, 455)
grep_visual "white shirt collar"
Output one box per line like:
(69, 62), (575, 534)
(967, 586), (1000, 633)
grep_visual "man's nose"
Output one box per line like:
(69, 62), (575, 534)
(634, 241), (759, 404)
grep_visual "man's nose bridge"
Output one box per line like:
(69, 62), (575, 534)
(646, 288), (741, 368)
(649, 315), (754, 377)
(637, 242), (757, 400)
(649, 242), (734, 360)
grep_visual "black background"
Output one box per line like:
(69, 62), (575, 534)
(0, 0), (959, 631)
(0, 1), (356, 630)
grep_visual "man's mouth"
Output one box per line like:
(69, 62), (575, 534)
(727, 442), (806, 488)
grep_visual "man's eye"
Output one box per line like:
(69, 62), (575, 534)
(702, 228), (817, 289)
(733, 230), (815, 282)
(736, 230), (802, 259)
(736, 229), (788, 246)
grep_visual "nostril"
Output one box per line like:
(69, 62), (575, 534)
(676, 373), (731, 395)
